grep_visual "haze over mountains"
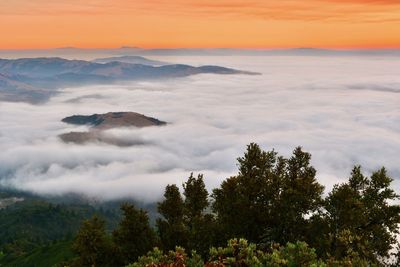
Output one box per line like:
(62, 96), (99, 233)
(0, 55), (399, 202)
(0, 57), (257, 103)
(1, 47), (400, 59)
(92, 55), (169, 66)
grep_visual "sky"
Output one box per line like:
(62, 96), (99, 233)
(0, 56), (399, 201)
(1, 0), (400, 49)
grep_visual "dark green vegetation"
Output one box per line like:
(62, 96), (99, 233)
(0, 191), (121, 267)
(1, 240), (74, 267)
(1, 143), (400, 266)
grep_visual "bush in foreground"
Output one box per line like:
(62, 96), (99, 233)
(128, 238), (374, 267)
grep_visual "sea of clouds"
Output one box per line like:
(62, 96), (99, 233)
(0, 56), (399, 202)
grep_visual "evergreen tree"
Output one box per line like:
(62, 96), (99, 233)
(319, 166), (400, 262)
(213, 144), (324, 245)
(72, 215), (112, 267)
(213, 143), (281, 243)
(183, 173), (209, 219)
(58, 143), (400, 267)
(183, 173), (215, 256)
(112, 203), (156, 265)
(271, 147), (324, 244)
(157, 184), (187, 250)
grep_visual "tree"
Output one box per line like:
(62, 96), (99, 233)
(318, 166), (400, 263)
(183, 173), (215, 256)
(72, 215), (112, 267)
(212, 144), (324, 245)
(112, 204), (156, 265)
(183, 173), (209, 219)
(271, 147), (324, 244)
(157, 184), (188, 250)
(211, 176), (244, 243)
(213, 143), (281, 243)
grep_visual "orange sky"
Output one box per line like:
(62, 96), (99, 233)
(1, 0), (400, 49)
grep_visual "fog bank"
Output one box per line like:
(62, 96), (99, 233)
(0, 56), (399, 201)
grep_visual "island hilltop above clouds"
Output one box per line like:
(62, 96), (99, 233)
(59, 112), (167, 146)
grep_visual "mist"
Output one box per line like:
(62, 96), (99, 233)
(0, 56), (399, 202)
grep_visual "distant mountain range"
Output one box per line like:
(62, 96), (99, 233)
(1, 47), (400, 58)
(60, 112), (166, 146)
(92, 55), (169, 66)
(0, 73), (52, 103)
(0, 57), (257, 103)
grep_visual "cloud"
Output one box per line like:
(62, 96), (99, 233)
(0, 55), (399, 202)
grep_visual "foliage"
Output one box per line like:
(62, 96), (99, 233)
(0, 240), (74, 267)
(2, 143), (400, 267)
(157, 184), (187, 251)
(310, 166), (400, 263)
(72, 215), (113, 267)
(128, 247), (203, 267)
(130, 239), (328, 267)
(183, 173), (209, 219)
(212, 143), (324, 245)
(183, 174), (216, 256)
(0, 198), (118, 265)
(112, 204), (157, 265)
(156, 174), (216, 257)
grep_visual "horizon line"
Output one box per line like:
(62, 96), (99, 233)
(1, 46), (400, 51)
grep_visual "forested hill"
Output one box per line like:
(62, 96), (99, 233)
(0, 191), (157, 267)
(1, 143), (399, 266)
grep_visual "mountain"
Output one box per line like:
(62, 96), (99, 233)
(62, 112), (166, 129)
(60, 112), (166, 145)
(93, 55), (169, 66)
(0, 73), (51, 103)
(0, 57), (258, 103)
(0, 58), (256, 79)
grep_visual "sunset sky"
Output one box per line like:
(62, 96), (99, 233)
(1, 0), (400, 49)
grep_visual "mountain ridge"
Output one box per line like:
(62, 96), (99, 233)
(0, 57), (258, 103)
(92, 55), (169, 66)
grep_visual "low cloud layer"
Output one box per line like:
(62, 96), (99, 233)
(0, 56), (399, 202)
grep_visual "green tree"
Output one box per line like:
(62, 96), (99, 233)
(112, 203), (156, 265)
(212, 144), (324, 245)
(211, 175), (244, 243)
(183, 173), (216, 256)
(213, 143), (282, 243)
(271, 147), (324, 244)
(72, 215), (112, 267)
(157, 184), (188, 250)
(183, 173), (209, 219)
(318, 166), (400, 263)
